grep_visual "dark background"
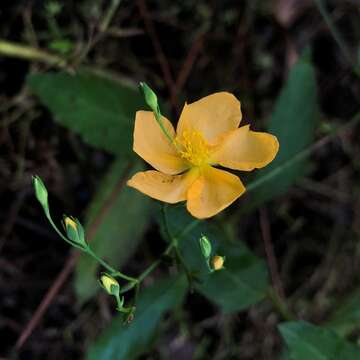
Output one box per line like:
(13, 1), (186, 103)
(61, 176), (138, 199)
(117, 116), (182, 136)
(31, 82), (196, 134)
(0, 0), (359, 359)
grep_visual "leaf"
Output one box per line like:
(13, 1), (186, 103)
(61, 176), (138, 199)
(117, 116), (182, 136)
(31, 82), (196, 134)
(197, 242), (269, 312)
(279, 321), (360, 360)
(27, 70), (144, 156)
(245, 54), (318, 209)
(326, 289), (360, 336)
(164, 205), (269, 312)
(87, 275), (187, 360)
(74, 158), (153, 304)
(279, 349), (291, 360)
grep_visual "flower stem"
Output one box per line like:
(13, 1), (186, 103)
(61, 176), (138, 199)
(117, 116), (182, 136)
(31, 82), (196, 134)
(153, 110), (176, 146)
(46, 212), (83, 250)
(161, 205), (194, 286)
(313, 0), (359, 75)
(119, 241), (176, 295)
(86, 246), (138, 283)
(267, 288), (295, 321)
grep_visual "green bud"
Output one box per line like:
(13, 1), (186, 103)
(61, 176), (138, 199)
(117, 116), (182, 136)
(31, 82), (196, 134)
(139, 82), (160, 115)
(63, 216), (86, 247)
(32, 175), (49, 215)
(99, 273), (120, 297)
(199, 235), (212, 259)
(139, 82), (176, 146)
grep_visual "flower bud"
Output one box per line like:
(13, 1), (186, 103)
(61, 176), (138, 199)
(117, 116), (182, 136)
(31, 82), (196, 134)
(139, 82), (159, 114)
(32, 175), (49, 214)
(199, 235), (212, 259)
(99, 273), (120, 296)
(63, 216), (86, 247)
(211, 255), (225, 271)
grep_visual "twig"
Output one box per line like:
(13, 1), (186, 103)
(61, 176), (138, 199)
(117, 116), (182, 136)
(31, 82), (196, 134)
(313, 0), (358, 75)
(14, 251), (79, 350)
(175, 33), (204, 91)
(136, 0), (179, 113)
(246, 112), (360, 195)
(14, 162), (133, 350)
(0, 40), (66, 68)
(259, 207), (285, 300)
(99, 0), (122, 33)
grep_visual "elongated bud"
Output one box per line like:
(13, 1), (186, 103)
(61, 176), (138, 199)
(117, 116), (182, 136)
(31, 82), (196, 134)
(99, 273), (120, 297)
(32, 175), (49, 215)
(139, 82), (175, 146)
(199, 235), (212, 259)
(139, 82), (159, 115)
(63, 216), (86, 247)
(211, 255), (225, 271)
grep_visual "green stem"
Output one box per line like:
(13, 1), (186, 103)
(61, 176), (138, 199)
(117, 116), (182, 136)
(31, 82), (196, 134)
(267, 288), (295, 321)
(120, 205), (199, 294)
(137, 258), (161, 282)
(44, 208), (137, 284)
(154, 110), (177, 146)
(86, 246), (138, 283)
(119, 242), (176, 295)
(0, 40), (66, 67)
(161, 205), (194, 285)
(46, 213), (83, 250)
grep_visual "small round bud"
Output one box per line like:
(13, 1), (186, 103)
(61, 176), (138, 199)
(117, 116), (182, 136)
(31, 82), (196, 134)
(199, 235), (212, 259)
(211, 255), (225, 271)
(100, 274), (120, 296)
(63, 216), (86, 247)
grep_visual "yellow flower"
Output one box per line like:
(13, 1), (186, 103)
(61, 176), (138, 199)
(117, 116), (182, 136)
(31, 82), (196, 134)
(127, 92), (279, 219)
(211, 255), (225, 271)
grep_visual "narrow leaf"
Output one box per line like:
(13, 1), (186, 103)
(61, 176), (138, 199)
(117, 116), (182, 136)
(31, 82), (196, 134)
(245, 54), (318, 209)
(326, 288), (360, 336)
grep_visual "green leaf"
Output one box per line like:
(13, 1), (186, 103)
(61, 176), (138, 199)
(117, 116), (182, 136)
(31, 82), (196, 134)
(27, 70), (144, 156)
(87, 275), (187, 360)
(326, 289), (360, 336)
(279, 321), (360, 360)
(197, 242), (268, 312)
(245, 55), (318, 209)
(74, 158), (152, 304)
(164, 205), (269, 312)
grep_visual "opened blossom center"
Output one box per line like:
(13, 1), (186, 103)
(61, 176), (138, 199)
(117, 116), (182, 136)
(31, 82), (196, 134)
(177, 130), (212, 168)
(127, 92), (279, 219)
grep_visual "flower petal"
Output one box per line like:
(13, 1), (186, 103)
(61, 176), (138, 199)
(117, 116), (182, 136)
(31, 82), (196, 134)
(211, 125), (279, 171)
(186, 167), (245, 219)
(133, 111), (188, 175)
(127, 170), (198, 204)
(176, 92), (242, 143)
